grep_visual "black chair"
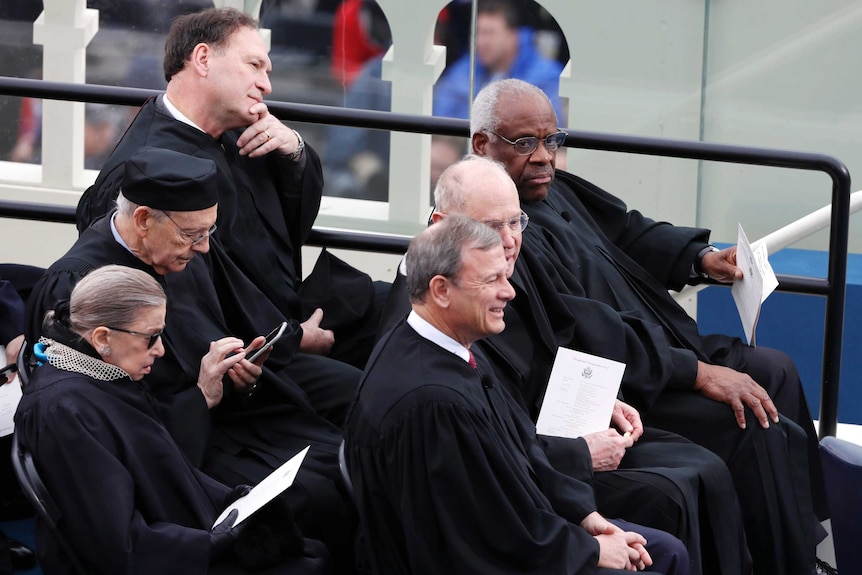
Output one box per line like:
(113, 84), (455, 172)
(14, 338), (36, 387)
(337, 439), (354, 501)
(820, 436), (862, 573)
(10, 433), (88, 574)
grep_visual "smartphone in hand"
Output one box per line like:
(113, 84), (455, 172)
(245, 322), (288, 363)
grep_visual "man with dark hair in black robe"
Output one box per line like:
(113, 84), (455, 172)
(347, 214), (690, 575)
(28, 148), (356, 573)
(76, 8), (384, 422)
(471, 78), (823, 575)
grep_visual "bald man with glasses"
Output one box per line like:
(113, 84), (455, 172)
(378, 155), (751, 575)
(472, 78), (824, 575)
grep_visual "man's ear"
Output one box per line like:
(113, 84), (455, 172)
(427, 275), (451, 309)
(430, 211), (445, 225)
(132, 206), (154, 238)
(190, 42), (211, 76)
(472, 132), (489, 155)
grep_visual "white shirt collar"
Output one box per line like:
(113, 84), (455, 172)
(407, 310), (472, 364)
(109, 212), (134, 255)
(162, 94), (207, 134)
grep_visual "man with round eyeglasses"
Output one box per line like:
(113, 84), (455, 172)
(161, 210), (217, 247)
(489, 129), (568, 156)
(472, 78), (825, 575)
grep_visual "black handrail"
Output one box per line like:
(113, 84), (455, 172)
(0, 76), (850, 437)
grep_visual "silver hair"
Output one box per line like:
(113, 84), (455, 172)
(115, 191), (168, 222)
(406, 214), (501, 303)
(67, 265), (166, 337)
(469, 78), (556, 139)
(433, 154), (510, 213)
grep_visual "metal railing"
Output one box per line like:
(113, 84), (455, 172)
(0, 76), (850, 437)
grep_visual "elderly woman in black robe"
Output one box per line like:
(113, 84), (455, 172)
(14, 265), (328, 575)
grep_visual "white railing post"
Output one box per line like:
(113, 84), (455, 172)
(34, 0), (98, 189)
(373, 0), (448, 226)
(212, 0), (271, 49)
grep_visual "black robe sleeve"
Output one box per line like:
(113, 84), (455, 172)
(552, 171), (711, 291)
(519, 229), (701, 402)
(352, 389), (601, 575)
(27, 399), (216, 575)
(25, 259), (214, 465)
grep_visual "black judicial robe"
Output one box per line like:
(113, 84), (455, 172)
(345, 320), (664, 575)
(378, 265), (750, 575)
(77, 96), (320, 318)
(478, 252), (751, 575)
(76, 96), (379, 365)
(15, 361), (327, 575)
(25, 216), (356, 571)
(521, 169), (821, 574)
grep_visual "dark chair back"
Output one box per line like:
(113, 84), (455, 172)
(10, 433), (89, 574)
(338, 439), (355, 501)
(819, 436), (862, 573)
(15, 338), (34, 387)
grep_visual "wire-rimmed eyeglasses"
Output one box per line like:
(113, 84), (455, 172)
(106, 326), (164, 349)
(483, 211), (529, 233)
(161, 211), (217, 246)
(490, 129), (568, 156)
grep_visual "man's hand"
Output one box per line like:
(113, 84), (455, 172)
(701, 246), (742, 283)
(299, 308), (334, 355)
(226, 335), (264, 394)
(197, 338), (247, 409)
(695, 361), (779, 429)
(210, 508), (244, 559)
(610, 399), (643, 442)
(583, 512), (651, 571)
(583, 428), (633, 472)
(237, 103), (302, 159)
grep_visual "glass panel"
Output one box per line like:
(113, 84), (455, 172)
(549, 0), (707, 229)
(0, 5), (43, 163)
(699, 0), (862, 252)
(434, 0), (569, 122)
(315, 0), (392, 202)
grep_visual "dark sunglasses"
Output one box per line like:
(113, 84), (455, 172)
(106, 326), (164, 349)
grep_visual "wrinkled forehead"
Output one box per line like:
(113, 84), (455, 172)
(495, 92), (557, 135)
(461, 167), (519, 216)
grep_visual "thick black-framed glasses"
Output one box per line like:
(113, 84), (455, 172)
(490, 129), (568, 156)
(106, 326), (164, 349)
(483, 211), (529, 233)
(161, 211), (217, 246)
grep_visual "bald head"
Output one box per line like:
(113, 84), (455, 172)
(433, 155), (523, 277)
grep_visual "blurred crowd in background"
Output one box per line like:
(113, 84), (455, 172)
(0, 0), (569, 202)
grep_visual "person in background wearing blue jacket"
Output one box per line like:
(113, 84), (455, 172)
(433, 0), (565, 123)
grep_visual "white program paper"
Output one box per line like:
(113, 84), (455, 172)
(730, 223), (778, 346)
(535, 347), (625, 439)
(213, 445), (310, 528)
(0, 376), (22, 437)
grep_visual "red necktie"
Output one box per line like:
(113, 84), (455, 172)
(468, 350), (477, 369)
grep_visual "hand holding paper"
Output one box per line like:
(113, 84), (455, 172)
(213, 445), (310, 529)
(730, 224), (778, 346)
(535, 348), (625, 439)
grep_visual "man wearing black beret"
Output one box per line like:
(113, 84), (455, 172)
(27, 147), (358, 573)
